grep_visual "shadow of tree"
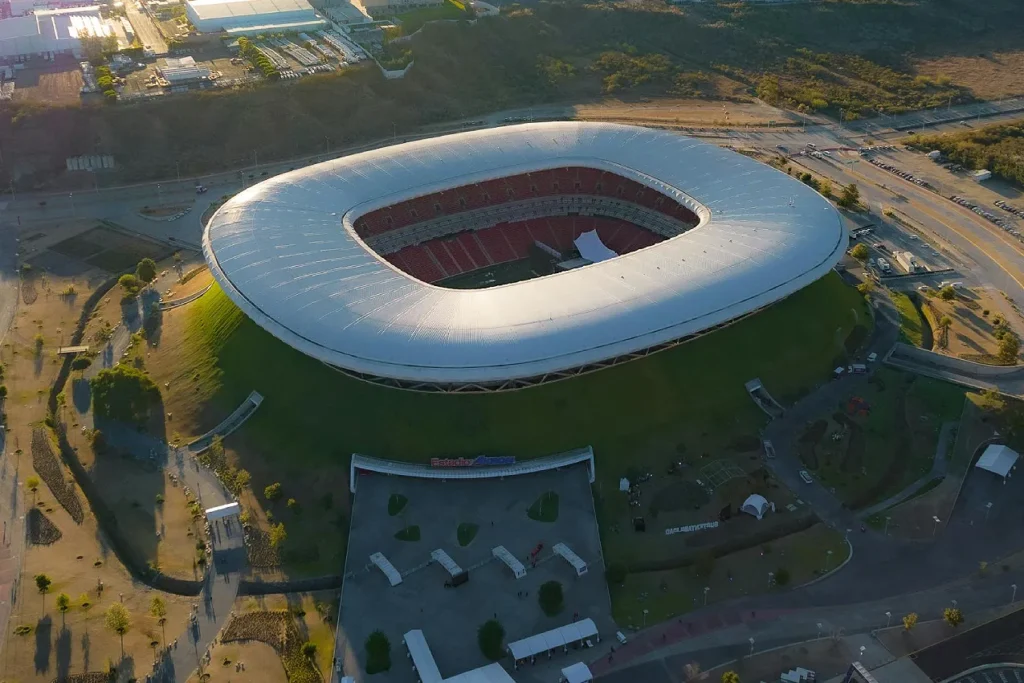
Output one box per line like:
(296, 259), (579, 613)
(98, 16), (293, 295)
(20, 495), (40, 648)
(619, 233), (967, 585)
(81, 630), (91, 673)
(72, 377), (92, 415)
(56, 626), (71, 681)
(34, 615), (52, 674)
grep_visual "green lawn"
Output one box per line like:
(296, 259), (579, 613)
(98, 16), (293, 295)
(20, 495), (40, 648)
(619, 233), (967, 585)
(394, 0), (468, 35)
(394, 525), (421, 542)
(891, 291), (927, 347)
(179, 272), (868, 571)
(527, 491), (559, 522)
(387, 493), (407, 516)
(457, 522), (479, 547)
(805, 368), (965, 509)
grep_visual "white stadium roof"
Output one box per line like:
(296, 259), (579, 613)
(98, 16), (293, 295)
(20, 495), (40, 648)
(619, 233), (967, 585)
(204, 122), (846, 389)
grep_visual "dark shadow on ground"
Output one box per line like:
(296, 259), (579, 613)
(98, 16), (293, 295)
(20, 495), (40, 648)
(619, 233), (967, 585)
(71, 377), (91, 414)
(34, 615), (52, 674)
(55, 625), (71, 681)
(81, 630), (90, 673)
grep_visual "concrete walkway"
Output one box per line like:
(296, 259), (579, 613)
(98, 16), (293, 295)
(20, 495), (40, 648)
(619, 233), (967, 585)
(858, 421), (957, 519)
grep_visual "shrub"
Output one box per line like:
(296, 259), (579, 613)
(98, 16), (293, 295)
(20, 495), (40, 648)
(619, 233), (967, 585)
(538, 580), (564, 616)
(478, 619), (506, 661)
(903, 612), (918, 630)
(605, 563), (627, 585)
(118, 273), (140, 296)
(301, 641), (317, 658)
(264, 482), (283, 501)
(287, 498), (301, 514)
(939, 285), (956, 300)
(71, 356), (92, 372)
(365, 630), (391, 673)
(774, 567), (791, 586)
(850, 243), (869, 260)
(90, 365), (160, 424)
(136, 258), (157, 283)
(944, 607), (964, 627)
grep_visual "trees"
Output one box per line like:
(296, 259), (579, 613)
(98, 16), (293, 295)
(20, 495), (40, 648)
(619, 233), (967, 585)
(264, 482), (283, 501)
(105, 602), (132, 657)
(56, 593), (71, 626)
(35, 574), (51, 613)
(999, 334), (1020, 364)
(819, 179), (834, 198)
(903, 612), (918, 631)
(136, 258), (157, 283)
(118, 273), (141, 298)
(365, 630), (391, 674)
(269, 522), (287, 548)
(478, 619), (506, 660)
(90, 365), (161, 424)
(302, 641), (317, 659)
(26, 475), (40, 503)
(150, 596), (168, 645)
(838, 183), (861, 208)
(938, 316), (953, 349)
(939, 285), (956, 301)
(71, 356), (93, 374)
(850, 243), (869, 261)
(944, 607), (964, 628)
(605, 563), (627, 586)
(538, 580), (564, 616)
(721, 671), (740, 683)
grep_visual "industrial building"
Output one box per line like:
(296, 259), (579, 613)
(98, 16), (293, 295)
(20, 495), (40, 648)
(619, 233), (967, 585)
(0, 6), (116, 60)
(8, 0), (95, 17)
(351, 0), (441, 16)
(184, 0), (326, 34)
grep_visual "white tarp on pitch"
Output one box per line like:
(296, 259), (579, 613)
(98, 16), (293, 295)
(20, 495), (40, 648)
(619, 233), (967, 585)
(403, 630), (442, 683)
(561, 662), (594, 683)
(574, 230), (617, 262)
(976, 444), (1020, 478)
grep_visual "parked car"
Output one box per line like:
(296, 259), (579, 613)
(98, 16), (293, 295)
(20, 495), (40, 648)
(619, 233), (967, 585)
(867, 352), (878, 363)
(762, 440), (776, 459)
(799, 470), (814, 484)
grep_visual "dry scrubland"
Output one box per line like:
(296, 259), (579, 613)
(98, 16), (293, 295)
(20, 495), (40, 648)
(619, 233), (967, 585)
(2, 0), (1023, 189)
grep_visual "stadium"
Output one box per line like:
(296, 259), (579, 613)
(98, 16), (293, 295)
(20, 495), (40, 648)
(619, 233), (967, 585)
(203, 122), (846, 392)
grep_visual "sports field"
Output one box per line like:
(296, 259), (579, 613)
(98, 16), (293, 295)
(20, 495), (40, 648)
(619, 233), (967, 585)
(438, 258), (538, 289)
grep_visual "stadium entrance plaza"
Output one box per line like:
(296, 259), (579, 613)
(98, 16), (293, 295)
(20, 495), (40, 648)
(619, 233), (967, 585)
(334, 464), (613, 683)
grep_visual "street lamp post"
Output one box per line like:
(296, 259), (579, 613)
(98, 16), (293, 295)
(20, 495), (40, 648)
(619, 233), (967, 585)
(885, 611), (892, 628)
(157, 184), (162, 205)
(703, 586), (710, 606)
(932, 515), (941, 536)
(824, 549), (833, 572)
(748, 637), (755, 656)
(884, 516), (891, 536)
(69, 192), (75, 217)
(1013, 584), (1018, 604)
(951, 599), (958, 610)
(768, 571), (774, 588)
(985, 502), (993, 521)
(642, 609), (649, 628)
(816, 622), (822, 639)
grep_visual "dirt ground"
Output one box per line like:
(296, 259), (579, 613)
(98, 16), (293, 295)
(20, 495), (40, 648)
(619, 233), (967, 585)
(921, 287), (1011, 362)
(915, 52), (1024, 101)
(575, 97), (800, 127)
(10, 56), (84, 105)
(186, 592), (337, 683)
(0, 219), (206, 681)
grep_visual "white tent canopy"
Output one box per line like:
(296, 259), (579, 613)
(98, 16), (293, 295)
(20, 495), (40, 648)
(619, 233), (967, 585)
(618, 477), (630, 492)
(740, 494), (772, 520)
(444, 663), (516, 683)
(205, 502), (240, 520)
(573, 230), (617, 263)
(977, 444), (1020, 478)
(561, 662), (594, 683)
(403, 630), (443, 683)
(431, 549), (463, 577)
(553, 543), (588, 577)
(370, 552), (403, 586)
(492, 546), (526, 579)
(508, 618), (598, 661)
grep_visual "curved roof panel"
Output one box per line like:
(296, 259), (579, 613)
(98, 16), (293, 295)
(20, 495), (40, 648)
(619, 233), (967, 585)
(203, 122), (846, 386)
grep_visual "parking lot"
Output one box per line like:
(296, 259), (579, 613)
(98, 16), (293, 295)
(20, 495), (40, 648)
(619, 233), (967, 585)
(334, 464), (613, 683)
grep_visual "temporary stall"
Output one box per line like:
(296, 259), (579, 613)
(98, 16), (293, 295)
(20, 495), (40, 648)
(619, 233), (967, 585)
(740, 494), (771, 520)
(561, 662), (594, 683)
(507, 618), (598, 665)
(370, 552), (402, 586)
(976, 444), (1019, 479)
(553, 543), (588, 577)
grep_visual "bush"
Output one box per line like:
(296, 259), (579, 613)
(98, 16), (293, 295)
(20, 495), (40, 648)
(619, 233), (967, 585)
(365, 630), (391, 673)
(605, 563), (627, 585)
(264, 482), (283, 501)
(939, 285), (956, 300)
(71, 356), (92, 372)
(850, 243), (869, 260)
(90, 365), (160, 424)
(774, 567), (791, 586)
(478, 619), (506, 661)
(944, 607), (964, 627)
(118, 273), (141, 297)
(286, 498), (301, 513)
(538, 580), (564, 616)
(301, 641), (317, 658)
(136, 258), (157, 283)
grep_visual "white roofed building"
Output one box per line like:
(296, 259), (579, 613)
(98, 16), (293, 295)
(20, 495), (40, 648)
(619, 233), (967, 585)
(185, 0), (326, 33)
(976, 444), (1020, 479)
(204, 122), (846, 391)
(0, 6), (114, 60)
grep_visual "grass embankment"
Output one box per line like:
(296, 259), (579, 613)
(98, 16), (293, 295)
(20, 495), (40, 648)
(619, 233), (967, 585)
(394, 0), (469, 35)
(160, 272), (866, 574)
(802, 368), (965, 510)
(891, 291), (929, 348)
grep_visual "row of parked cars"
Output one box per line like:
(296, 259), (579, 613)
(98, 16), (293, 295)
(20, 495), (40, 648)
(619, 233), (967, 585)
(949, 195), (1018, 234)
(867, 157), (931, 189)
(995, 199), (1024, 220)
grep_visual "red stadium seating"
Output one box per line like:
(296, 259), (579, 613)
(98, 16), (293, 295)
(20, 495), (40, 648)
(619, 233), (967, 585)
(476, 226), (517, 264)
(457, 233), (490, 268)
(394, 245), (444, 283)
(445, 239), (475, 273)
(426, 241), (458, 277)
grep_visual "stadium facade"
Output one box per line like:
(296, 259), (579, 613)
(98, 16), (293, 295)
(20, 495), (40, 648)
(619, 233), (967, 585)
(203, 122), (846, 392)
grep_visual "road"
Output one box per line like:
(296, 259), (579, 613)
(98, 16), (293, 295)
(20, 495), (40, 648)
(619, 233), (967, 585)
(124, 0), (168, 56)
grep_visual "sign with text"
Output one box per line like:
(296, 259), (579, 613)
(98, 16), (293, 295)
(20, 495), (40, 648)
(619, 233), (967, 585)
(664, 521), (719, 536)
(430, 455), (516, 468)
